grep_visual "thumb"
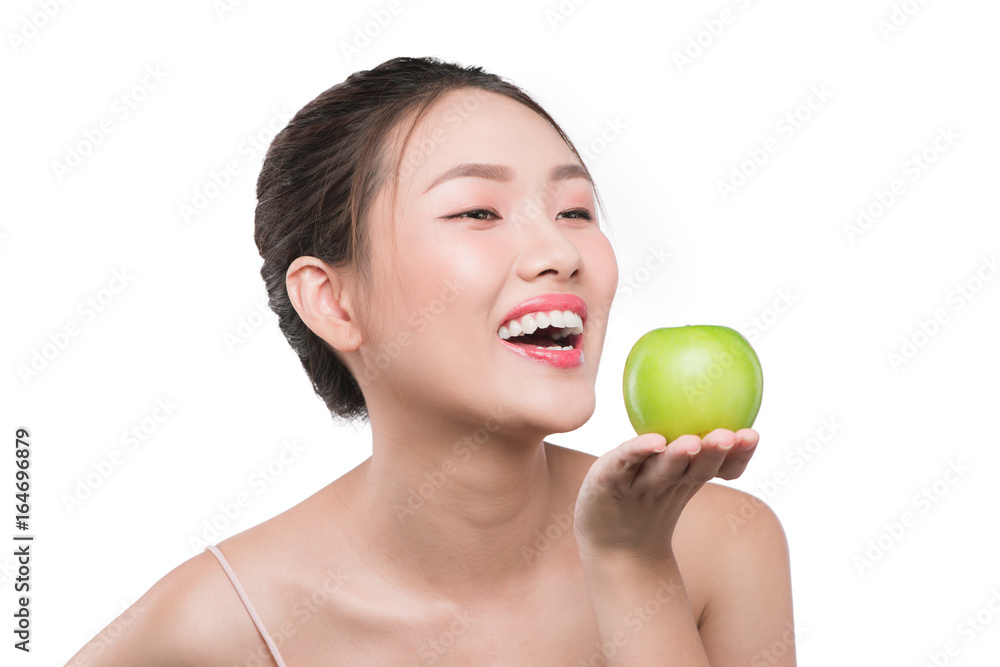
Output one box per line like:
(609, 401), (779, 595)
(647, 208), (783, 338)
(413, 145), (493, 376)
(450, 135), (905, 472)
(590, 432), (668, 491)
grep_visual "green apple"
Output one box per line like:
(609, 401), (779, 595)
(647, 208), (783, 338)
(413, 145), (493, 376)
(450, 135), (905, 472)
(623, 325), (763, 443)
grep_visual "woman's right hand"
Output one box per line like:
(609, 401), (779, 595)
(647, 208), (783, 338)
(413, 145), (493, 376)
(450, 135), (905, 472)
(572, 428), (759, 565)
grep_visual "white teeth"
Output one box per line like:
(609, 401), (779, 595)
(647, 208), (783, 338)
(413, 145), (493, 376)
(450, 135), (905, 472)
(497, 309), (584, 341)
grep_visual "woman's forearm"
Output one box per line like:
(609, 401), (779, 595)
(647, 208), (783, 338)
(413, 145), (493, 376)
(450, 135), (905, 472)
(579, 553), (711, 666)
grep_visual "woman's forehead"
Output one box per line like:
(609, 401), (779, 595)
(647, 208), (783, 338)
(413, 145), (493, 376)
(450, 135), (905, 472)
(395, 89), (581, 194)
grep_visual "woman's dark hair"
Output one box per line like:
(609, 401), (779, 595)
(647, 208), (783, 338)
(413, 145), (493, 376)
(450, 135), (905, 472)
(254, 56), (609, 426)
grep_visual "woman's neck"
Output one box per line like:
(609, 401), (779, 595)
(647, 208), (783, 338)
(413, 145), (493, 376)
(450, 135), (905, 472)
(337, 406), (577, 599)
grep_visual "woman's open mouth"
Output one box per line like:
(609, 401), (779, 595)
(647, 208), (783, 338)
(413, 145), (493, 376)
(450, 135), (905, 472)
(497, 310), (584, 368)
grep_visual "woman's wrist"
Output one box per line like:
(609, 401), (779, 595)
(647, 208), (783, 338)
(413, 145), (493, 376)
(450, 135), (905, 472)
(576, 536), (677, 567)
(578, 549), (710, 666)
(578, 546), (684, 605)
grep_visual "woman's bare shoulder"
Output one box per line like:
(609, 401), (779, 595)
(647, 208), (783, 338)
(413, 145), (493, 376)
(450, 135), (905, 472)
(681, 481), (786, 544)
(66, 548), (275, 667)
(675, 482), (791, 627)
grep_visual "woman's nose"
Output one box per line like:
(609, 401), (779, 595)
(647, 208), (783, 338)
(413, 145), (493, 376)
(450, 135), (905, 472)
(513, 204), (583, 282)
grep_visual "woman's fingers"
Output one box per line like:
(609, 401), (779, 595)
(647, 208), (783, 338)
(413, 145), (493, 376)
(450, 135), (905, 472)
(642, 434), (702, 483)
(593, 432), (667, 490)
(626, 433), (701, 487)
(715, 428), (758, 479)
(632, 428), (760, 487)
(574, 428), (760, 559)
(683, 428), (737, 482)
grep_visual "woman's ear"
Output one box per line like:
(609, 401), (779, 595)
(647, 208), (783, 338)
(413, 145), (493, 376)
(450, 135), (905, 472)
(285, 256), (363, 352)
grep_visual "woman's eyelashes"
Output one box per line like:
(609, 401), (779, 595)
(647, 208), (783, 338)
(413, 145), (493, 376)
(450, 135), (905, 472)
(446, 208), (499, 221)
(560, 208), (595, 221)
(444, 208), (595, 222)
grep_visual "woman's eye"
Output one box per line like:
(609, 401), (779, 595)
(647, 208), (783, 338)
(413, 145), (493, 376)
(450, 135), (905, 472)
(448, 209), (499, 221)
(559, 208), (595, 221)
(446, 207), (594, 222)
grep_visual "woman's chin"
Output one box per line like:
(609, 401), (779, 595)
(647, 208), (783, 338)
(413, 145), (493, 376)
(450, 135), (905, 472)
(528, 391), (596, 435)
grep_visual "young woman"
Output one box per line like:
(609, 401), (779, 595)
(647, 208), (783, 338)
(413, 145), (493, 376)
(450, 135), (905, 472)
(70, 56), (794, 666)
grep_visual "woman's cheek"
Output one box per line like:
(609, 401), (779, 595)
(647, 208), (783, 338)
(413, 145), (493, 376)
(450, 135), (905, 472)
(585, 233), (618, 292)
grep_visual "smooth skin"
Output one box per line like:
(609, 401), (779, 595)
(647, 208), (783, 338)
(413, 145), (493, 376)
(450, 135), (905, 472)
(68, 88), (794, 666)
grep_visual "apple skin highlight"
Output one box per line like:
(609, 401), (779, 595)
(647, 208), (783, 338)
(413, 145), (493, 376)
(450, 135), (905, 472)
(622, 325), (763, 443)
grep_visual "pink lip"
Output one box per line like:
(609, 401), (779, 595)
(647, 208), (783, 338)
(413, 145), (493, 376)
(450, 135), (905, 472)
(497, 293), (587, 369)
(498, 293), (588, 331)
(499, 339), (584, 368)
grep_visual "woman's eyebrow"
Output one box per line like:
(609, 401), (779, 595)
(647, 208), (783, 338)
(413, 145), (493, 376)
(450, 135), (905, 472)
(421, 162), (591, 195)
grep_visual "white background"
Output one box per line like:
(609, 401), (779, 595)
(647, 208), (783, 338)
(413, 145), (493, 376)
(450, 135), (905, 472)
(3, 0), (999, 664)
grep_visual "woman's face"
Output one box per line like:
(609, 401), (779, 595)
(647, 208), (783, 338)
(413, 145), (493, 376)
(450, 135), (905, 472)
(355, 88), (619, 437)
